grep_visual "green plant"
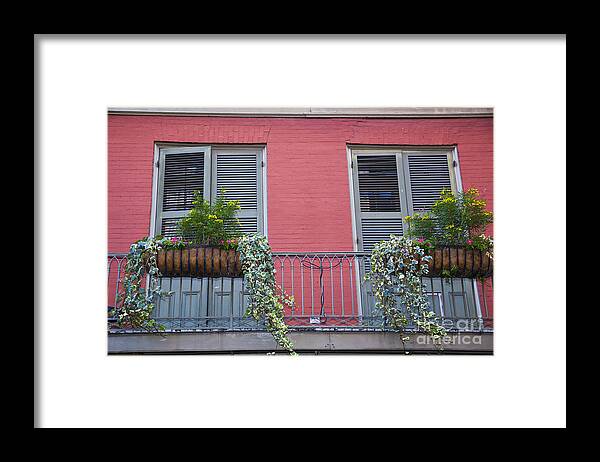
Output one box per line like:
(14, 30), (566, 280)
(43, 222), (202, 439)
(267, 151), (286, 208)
(369, 235), (446, 347)
(440, 266), (459, 280)
(237, 234), (297, 355)
(405, 188), (493, 255)
(112, 232), (298, 355)
(111, 234), (296, 349)
(176, 190), (242, 249)
(112, 236), (184, 332)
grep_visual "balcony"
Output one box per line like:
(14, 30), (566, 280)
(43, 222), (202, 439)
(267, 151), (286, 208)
(107, 252), (493, 354)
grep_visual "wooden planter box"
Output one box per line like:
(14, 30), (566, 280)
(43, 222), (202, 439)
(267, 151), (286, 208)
(425, 246), (493, 279)
(149, 246), (243, 278)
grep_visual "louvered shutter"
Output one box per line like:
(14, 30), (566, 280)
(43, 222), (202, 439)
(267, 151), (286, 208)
(212, 148), (263, 234)
(402, 152), (478, 322)
(403, 152), (454, 214)
(155, 146), (211, 237)
(353, 154), (406, 253)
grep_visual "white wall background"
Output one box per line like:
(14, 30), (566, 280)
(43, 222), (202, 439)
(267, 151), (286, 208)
(36, 35), (566, 428)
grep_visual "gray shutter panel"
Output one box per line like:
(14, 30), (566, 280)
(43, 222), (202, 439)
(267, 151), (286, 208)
(354, 154), (406, 254)
(156, 147), (211, 238)
(162, 152), (205, 211)
(213, 148), (263, 235)
(361, 217), (405, 252)
(210, 149), (263, 327)
(404, 152), (454, 214)
(403, 152), (481, 323)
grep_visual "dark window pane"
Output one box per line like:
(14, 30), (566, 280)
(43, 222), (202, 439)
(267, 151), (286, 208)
(357, 156), (401, 212)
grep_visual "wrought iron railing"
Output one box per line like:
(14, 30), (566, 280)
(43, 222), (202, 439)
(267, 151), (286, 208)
(107, 252), (493, 333)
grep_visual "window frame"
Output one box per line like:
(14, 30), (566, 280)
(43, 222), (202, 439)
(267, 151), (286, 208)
(150, 143), (267, 238)
(348, 145), (461, 252)
(347, 145), (483, 322)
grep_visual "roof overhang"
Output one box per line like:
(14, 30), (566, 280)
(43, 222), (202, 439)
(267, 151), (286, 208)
(107, 107), (493, 118)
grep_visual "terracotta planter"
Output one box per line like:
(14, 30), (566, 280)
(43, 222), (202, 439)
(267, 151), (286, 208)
(148, 246), (243, 278)
(424, 246), (493, 279)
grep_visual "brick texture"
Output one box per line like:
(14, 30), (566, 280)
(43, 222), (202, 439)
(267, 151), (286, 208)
(108, 115), (493, 314)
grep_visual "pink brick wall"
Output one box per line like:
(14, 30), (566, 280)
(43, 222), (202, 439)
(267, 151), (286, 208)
(108, 115), (493, 313)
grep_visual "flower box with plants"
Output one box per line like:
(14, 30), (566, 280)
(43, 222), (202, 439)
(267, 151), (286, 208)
(404, 188), (493, 279)
(148, 191), (244, 278)
(113, 190), (298, 354)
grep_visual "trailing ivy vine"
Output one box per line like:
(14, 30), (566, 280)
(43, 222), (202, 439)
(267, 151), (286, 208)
(368, 235), (447, 345)
(113, 236), (183, 333)
(113, 234), (297, 355)
(237, 234), (297, 355)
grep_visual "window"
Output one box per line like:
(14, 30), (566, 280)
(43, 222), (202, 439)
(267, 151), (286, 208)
(154, 145), (265, 237)
(350, 148), (457, 253)
(351, 148), (484, 324)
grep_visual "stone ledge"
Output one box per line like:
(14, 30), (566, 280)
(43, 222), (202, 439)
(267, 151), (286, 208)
(107, 107), (493, 118)
(108, 331), (493, 354)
